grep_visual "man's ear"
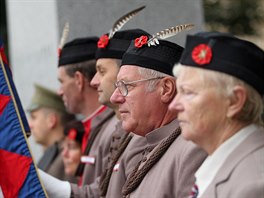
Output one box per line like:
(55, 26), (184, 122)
(226, 85), (247, 118)
(47, 112), (58, 129)
(160, 77), (177, 103)
(74, 71), (85, 91)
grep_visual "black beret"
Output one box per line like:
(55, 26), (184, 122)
(59, 37), (98, 66)
(95, 29), (149, 60)
(121, 35), (184, 76)
(179, 32), (264, 95)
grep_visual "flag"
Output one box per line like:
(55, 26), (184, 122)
(0, 37), (47, 197)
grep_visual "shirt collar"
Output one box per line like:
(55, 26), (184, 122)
(82, 105), (106, 123)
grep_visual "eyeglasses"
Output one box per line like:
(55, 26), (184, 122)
(114, 77), (164, 97)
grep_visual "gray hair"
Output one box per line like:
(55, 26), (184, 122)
(137, 67), (169, 92)
(174, 64), (264, 126)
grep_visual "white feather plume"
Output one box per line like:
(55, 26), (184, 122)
(59, 22), (70, 49)
(147, 24), (194, 46)
(108, 6), (145, 39)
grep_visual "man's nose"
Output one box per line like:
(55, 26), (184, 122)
(110, 88), (125, 105)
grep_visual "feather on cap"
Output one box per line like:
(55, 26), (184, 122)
(59, 22), (70, 50)
(147, 23), (194, 46)
(120, 23), (194, 75)
(96, 6), (147, 59)
(108, 6), (146, 39)
(58, 22), (70, 56)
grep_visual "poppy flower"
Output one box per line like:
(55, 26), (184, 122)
(192, 44), (212, 65)
(134, 36), (148, 48)
(68, 128), (77, 140)
(98, 34), (109, 48)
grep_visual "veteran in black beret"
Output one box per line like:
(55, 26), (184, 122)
(58, 36), (116, 185)
(169, 32), (264, 198)
(110, 25), (207, 198)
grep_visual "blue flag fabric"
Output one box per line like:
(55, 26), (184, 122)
(0, 37), (47, 197)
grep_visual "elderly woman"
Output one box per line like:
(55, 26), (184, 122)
(169, 32), (264, 198)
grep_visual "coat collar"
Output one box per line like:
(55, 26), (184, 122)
(90, 107), (115, 130)
(145, 119), (180, 145)
(202, 127), (264, 196)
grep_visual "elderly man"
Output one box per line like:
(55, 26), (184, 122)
(110, 29), (207, 198)
(169, 32), (264, 198)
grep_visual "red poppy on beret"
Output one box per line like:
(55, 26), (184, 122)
(97, 34), (109, 48)
(191, 44), (212, 65)
(68, 128), (77, 140)
(134, 36), (148, 48)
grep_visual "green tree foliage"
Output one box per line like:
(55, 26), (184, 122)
(204, 0), (264, 35)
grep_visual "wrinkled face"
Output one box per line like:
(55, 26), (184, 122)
(110, 66), (162, 136)
(90, 58), (119, 108)
(28, 108), (51, 146)
(57, 67), (81, 114)
(169, 67), (228, 146)
(62, 138), (82, 176)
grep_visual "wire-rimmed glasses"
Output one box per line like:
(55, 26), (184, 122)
(114, 77), (164, 97)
